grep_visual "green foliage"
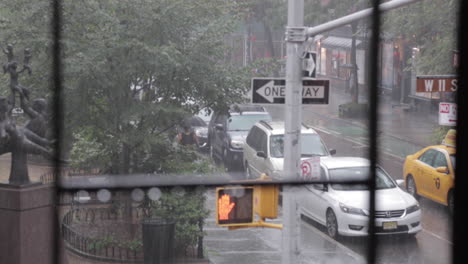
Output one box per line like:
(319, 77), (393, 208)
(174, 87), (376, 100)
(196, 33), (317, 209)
(88, 234), (142, 251)
(246, 58), (283, 77)
(134, 139), (220, 174)
(382, 0), (458, 75)
(149, 187), (209, 251)
(54, 0), (251, 173)
(89, 235), (117, 251)
(0, 0), (54, 98)
(430, 125), (454, 145)
(69, 127), (110, 170)
(120, 239), (143, 251)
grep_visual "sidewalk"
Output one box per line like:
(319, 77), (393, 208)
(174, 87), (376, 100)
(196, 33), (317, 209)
(203, 189), (366, 264)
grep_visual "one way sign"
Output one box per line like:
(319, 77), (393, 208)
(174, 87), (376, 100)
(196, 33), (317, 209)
(251, 78), (329, 104)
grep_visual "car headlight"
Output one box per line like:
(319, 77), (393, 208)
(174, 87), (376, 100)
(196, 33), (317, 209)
(339, 203), (369, 216)
(230, 139), (244, 149)
(406, 203), (420, 214)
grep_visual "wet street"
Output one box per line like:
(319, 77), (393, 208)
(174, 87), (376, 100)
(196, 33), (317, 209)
(205, 186), (451, 264)
(204, 188), (366, 264)
(207, 104), (452, 264)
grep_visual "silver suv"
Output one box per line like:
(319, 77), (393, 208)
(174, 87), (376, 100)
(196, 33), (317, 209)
(243, 120), (335, 180)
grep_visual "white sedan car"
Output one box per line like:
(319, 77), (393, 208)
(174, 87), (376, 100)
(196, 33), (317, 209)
(298, 157), (422, 238)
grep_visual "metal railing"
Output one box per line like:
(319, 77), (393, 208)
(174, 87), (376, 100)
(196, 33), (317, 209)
(62, 208), (144, 263)
(60, 202), (205, 262)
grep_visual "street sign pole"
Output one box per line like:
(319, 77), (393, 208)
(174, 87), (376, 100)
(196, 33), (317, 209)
(283, 0), (303, 263)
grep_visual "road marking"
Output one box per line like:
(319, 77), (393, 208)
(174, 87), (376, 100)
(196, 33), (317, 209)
(204, 238), (251, 242)
(310, 126), (331, 135)
(352, 145), (367, 149)
(209, 250), (278, 254)
(310, 125), (341, 136)
(422, 228), (453, 245)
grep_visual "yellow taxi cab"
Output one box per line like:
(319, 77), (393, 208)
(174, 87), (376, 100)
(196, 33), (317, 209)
(403, 129), (456, 214)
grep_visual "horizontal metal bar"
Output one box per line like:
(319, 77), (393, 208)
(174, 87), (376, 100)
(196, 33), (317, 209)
(56, 173), (377, 190)
(306, 0), (421, 37)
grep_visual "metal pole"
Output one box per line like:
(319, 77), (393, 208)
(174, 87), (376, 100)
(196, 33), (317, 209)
(305, 0), (421, 38)
(283, 0), (304, 263)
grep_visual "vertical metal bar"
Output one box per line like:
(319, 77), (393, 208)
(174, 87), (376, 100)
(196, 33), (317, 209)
(368, 0), (381, 263)
(454, 1), (467, 263)
(51, 0), (63, 263)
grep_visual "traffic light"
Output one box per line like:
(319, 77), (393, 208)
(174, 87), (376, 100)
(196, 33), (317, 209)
(253, 184), (279, 219)
(215, 183), (281, 229)
(216, 186), (254, 226)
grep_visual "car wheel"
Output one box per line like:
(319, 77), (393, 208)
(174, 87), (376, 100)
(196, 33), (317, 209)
(406, 176), (419, 200)
(448, 190), (454, 215)
(326, 209), (339, 239)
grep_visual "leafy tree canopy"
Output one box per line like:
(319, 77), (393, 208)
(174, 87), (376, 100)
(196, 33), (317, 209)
(61, 0), (251, 173)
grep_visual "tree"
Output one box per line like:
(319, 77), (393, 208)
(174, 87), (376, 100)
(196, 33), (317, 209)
(60, 0), (250, 174)
(1, 0), (251, 174)
(0, 0), (54, 100)
(382, 0), (458, 75)
(237, 0), (286, 62)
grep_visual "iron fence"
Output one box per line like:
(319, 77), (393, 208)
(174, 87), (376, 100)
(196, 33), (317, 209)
(61, 205), (204, 262)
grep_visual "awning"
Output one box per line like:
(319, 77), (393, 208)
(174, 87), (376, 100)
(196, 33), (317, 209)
(320, 36), (362, 49)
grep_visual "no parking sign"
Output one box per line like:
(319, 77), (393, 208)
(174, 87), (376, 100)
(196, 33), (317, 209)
(439, 102), (457, 126)
(300, 157), (320, 180)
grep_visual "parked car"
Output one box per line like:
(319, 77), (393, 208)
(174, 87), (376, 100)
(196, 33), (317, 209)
(403, 129), (456, 214)
(208, 104), (272, 171)
(243, 120), (336, 180)
(298, 157), (422, 239)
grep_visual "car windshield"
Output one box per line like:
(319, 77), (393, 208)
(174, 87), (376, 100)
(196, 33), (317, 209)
(330, 167), (396, 191)
(270, 134), (329, 158)
(227, 114), (271, 131)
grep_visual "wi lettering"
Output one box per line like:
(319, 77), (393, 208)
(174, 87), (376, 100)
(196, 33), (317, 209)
(423, 79), (457, 92)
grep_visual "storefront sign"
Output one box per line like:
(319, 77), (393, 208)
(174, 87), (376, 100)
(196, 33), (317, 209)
(416, 76), (457, 93)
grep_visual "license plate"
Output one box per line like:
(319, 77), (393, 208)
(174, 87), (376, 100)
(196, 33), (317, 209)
(382, 221), (398, 230)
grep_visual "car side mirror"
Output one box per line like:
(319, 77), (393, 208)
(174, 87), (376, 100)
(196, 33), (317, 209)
(215, 124), (224, 131)
(395, 179), (405, 189)
(256, 151), (267, 159)
(436, 166), (449, 174)
(329, 149), (336, 155)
